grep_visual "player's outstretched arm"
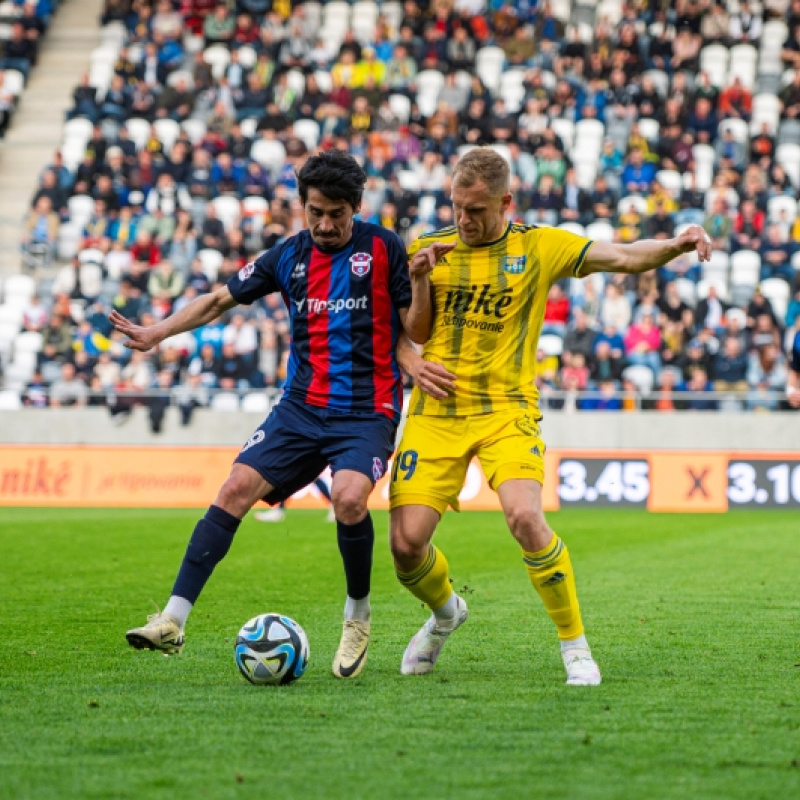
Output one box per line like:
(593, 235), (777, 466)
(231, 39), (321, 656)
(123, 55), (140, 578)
(581, 224), (713, 276)
(109, 285), (238, 351)
(395, 335), (456, 400)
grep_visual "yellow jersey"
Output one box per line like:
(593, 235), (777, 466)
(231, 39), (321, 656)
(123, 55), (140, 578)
(408, 223), (594, 417)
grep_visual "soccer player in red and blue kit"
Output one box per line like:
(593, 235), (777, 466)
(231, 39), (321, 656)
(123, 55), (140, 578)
(111, 151), (434, 678)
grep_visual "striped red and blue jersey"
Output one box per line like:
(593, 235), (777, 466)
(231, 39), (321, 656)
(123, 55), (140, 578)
(227, 221), (411, 420)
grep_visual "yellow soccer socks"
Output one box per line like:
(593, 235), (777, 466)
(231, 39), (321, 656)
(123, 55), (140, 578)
(522, 534), (584, 641)
(396, 544), (453, 612)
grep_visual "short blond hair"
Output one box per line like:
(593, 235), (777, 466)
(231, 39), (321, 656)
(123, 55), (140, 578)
(452, 147), (510, 197)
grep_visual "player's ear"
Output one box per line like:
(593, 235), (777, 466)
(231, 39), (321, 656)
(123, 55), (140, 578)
(500, 192), (513, 212)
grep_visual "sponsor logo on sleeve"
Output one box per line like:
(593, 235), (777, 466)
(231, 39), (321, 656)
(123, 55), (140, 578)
(238, 261), (256, 281)
(241, 430), (265, 452)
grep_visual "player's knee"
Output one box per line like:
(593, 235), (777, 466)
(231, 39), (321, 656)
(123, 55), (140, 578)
(505, 504), (551, 549)
(331, 488), (368, 525)
(215, 473), (257, 518)
(389, 529), (426, 569)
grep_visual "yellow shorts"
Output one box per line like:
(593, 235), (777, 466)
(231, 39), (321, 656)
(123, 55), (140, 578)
(389, 409), (546, 515)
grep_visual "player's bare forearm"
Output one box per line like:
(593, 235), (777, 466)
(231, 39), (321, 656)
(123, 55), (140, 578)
(403, 278), (433, 344)
(403, 241), (455, 343)
(583, 225), (712, 276)
(395, 334), (421, 375)
(110, 286), (237, 351)
(396, 335), (456, 400)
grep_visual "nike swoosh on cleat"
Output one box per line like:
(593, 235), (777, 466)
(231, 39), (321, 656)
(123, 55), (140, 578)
(336, 647), (368, 678)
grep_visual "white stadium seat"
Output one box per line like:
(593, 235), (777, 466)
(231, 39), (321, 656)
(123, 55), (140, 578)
(293, 118), (320, 151)
(210, 196), (242, 232)
(250, 139), (287, 180)
(475, 46), (505, 92)
(14, 330), (44, 355)
(0, 390), (22, 410)
(622, 365), (655, 396)
(550, 118), (575, 152)
(389, 93), (411, 124)
(211, 392), (241, 412)
(767, 195), (798, 224)
(558, 222), (586, 237)
(153, 118), (180, 154)
(675, 278), (697, 308)
(637, 117), (660, 143)
(697, 278), (729, 302)
(718, 118), (749, 144)
(124, 117), (152, 150)
(3, 274), (36, 303)
(196, 248), (224, 281)
(775, 144), (800, 186)
(203, 45), (231, 79)
(181, 118), (207, 145)
(760, 278), (791, 320)
(538, 334), (563, 357)
(730, 251), (761, 289)
(585, 221), (614, 243)
(2, 69), (24, 99)
(241, 392), (271, 413)
(702, 251), (730, 284)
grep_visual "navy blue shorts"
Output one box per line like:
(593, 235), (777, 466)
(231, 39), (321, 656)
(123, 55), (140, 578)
(235, 396), (398, 505)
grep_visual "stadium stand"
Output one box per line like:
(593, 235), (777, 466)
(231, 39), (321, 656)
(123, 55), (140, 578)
(1, 0), (800, 418)
(0, 0), (61, 139)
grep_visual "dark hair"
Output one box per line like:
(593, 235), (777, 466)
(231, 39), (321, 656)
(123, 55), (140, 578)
(297, 149), (366, 209)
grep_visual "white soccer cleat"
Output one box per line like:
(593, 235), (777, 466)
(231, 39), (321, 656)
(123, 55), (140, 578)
(401, 596), (468, 675)
(325, 506), (336, 523)
(254, 507), (286, 523)
(126, 612), (184, 655)
(562, 647), (602, 686)
(332, 619), (370, 678)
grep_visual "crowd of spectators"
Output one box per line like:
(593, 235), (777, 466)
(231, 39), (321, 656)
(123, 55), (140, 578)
(3, 0), (800, 423)
(0, 0), (57, 138)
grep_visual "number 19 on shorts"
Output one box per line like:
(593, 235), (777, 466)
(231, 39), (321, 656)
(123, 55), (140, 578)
(392, 450), (419, 482)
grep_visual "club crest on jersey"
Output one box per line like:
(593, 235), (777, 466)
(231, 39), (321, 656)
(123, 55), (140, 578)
(372, 457), (384, 481)
(238, 261), (256, 281)
(503, 255), (527, 274)
(350, 252), (372, 278)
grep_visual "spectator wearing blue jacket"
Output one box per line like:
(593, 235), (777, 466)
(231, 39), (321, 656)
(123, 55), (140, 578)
(621, 148), (657, 194)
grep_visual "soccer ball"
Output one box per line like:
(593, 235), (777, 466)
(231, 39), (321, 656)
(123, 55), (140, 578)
(234, 613), (310, 686)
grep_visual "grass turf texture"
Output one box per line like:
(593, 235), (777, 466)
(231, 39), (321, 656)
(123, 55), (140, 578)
(1, 508), (798, 800)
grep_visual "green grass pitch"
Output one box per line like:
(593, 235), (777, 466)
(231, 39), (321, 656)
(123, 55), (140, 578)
(1, 507), (799, 800)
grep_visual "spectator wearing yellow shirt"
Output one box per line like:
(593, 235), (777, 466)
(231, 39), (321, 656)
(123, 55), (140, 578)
(646, 180), (678, 215)
(352, 47), (386, 88)
(534, 347), (559, 386)
(331, 51), (358, 89)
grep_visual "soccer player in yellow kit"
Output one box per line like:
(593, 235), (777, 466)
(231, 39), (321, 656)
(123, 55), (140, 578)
(393, 147), (713, 685)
